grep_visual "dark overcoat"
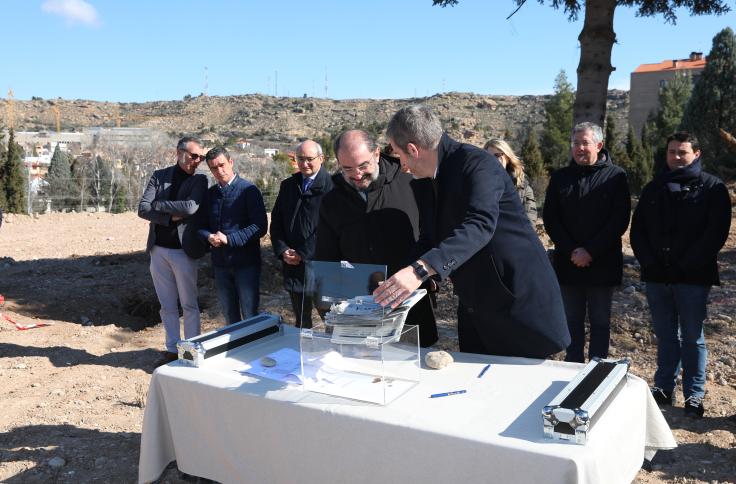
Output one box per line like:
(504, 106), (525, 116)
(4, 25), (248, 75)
(630, 161), (731, 286)
(421, 134), (569, 358)
(270, 166), (334, 292)
(315, 156), (438, 347)
(543, 150), (631, 286)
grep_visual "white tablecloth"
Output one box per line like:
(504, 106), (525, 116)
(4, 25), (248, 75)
(138, 329), (675, 484)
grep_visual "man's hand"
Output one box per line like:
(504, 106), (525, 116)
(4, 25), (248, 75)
(171, 215), (183, 222)
(214, 231), (228, 246)
(207, 233), (222, 247)
(570, 247), (592, 268)
(282, 248), (302, 266)
(373, 266), (422, 310)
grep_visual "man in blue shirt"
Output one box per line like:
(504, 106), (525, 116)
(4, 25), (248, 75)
(200, 147), (268, 324)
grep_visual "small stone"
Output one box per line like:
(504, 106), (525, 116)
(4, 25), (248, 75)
(425, 351), (453, 369)
(260, 356), (277, 367)
(94, 457), (106, 467)
(48, 457), (65, 468)
(13, 363), (27, 370)
(31, 382), (39, 387)
(623, 286), (636, 294)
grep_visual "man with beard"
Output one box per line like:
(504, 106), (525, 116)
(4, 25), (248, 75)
(138, 136), (208, 365)
(631, 131), (731, 418)
(315, 129), (438, 347)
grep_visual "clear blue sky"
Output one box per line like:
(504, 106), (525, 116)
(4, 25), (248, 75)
(2, 0), (734, 102)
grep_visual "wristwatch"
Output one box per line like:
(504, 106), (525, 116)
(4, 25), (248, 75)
(411, 261), (430, 282)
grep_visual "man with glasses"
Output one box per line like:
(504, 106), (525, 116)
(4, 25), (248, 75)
(138, 136), (209, 366)
(199, 146), (267, 325)
(315, 129), (438, 347)
(543, 122), (631, 364)
(270, 140), (333, 328)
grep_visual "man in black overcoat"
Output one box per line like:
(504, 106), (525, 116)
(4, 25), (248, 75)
(377, 105), (569, 359)
(544, 122), (631, 363)
(270, 140), (333, 328)
(315, 129), (438, 347)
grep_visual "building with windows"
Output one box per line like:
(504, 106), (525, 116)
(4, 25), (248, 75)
(629, 52), (706, 136)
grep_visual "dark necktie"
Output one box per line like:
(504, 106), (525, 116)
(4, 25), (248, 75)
(302, 177), (313, 192)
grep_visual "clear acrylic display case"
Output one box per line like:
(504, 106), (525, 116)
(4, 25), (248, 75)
(299, 261), (421, 405)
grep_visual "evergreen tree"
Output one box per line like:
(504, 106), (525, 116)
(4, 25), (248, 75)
(521, 126), (548, 208)
(681, 27), (736, 176)
(655, 71), (692, 140)
(541, 70), (574, 170)
(111, 182), (128, 213)
(46, 144), (73, 211)
(605, 115), (633, 179)
(521, 127), (545, 181)
(0, 135), (7, 210)
(3, 129), (27, 213)
(626, 125), (653, 195)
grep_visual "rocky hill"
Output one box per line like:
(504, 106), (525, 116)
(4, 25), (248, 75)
(2, 91), (629, 149)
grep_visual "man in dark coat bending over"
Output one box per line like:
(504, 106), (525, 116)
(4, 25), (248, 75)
(315, 129), (439, 347)
(376, 105), (569, 359)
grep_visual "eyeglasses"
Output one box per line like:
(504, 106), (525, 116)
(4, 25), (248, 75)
(181, 149), (205, 161)
(571, 141), (596, 148)
(340, 156), (375, 176)
(296, 155), (321, 163)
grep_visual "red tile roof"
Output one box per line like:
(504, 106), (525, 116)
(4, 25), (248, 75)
(634, 58), (706, 73)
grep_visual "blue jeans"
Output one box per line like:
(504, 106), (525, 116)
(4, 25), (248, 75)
(560, 285), (614, 363)
(646, 282), (710, 399)
(213, 264), (260, 324)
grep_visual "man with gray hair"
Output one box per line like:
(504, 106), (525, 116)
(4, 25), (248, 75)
(270, 139), (333, 328)
(543, 122), (631, 363)
(138, 136), (209, 366)
(376, 105), (569, 359)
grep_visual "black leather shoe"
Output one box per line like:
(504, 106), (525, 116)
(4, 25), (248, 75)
(684, 395), (705, 418)
(651, 386), (675, 406)
(156, 351), (179, 367)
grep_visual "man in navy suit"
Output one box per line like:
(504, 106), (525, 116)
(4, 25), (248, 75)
(138, 136), (208, 365)
(376, 105), (569, 359)
(270, 140), (333, 328)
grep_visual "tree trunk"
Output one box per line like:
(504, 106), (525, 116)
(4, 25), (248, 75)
(573, 0), (617, 127)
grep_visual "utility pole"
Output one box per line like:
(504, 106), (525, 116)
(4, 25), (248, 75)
(7, 88), (14, 130)
(52, 105), (61, 132)
(324, 69), (328, 99)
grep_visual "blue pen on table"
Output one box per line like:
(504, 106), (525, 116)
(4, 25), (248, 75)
(430, 390), (467, 399)
(477, 363), (491, 378)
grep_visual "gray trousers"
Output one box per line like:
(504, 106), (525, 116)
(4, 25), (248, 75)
(149, 245), (201, 353)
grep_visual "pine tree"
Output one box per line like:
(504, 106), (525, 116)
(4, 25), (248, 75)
(626, 125), (653, 194)
(655, 71), (693, 140)
(541, 70), (574, 171)
(3, 129), (27, 213)
(111, 182), (128, 213)
(521, 127), (545, 181)
(46, 144), (73, 211)
(681, 27), (736, 176)
(0, 134), (7, 210)
(521, 126), (548, 207)
(604, 115), (632, 174)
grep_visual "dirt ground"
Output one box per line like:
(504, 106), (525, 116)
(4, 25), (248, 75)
(0, 211), (734, 484)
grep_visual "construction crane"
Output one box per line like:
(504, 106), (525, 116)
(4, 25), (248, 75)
(6, 88), (14, 130)
(51, 105), (61, 132)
